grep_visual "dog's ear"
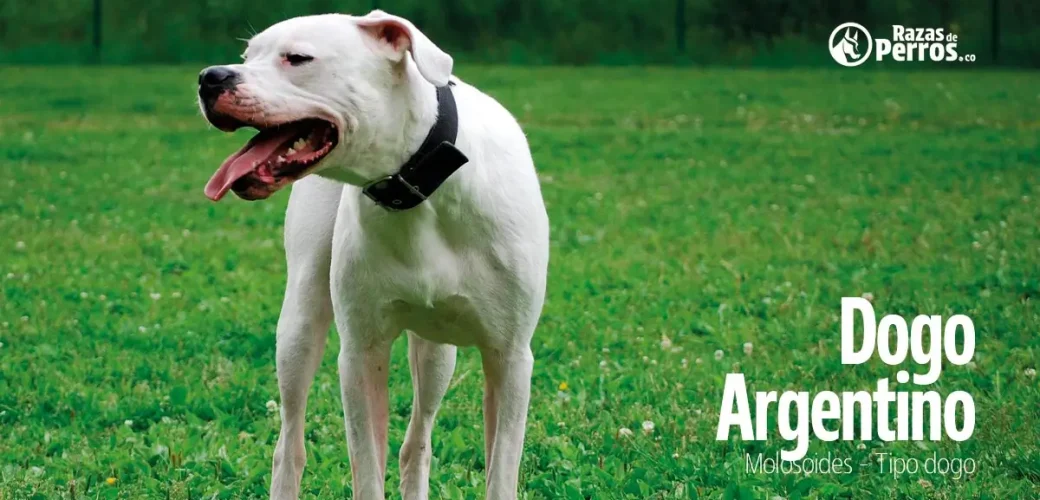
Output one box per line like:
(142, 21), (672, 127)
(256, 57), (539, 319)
(356, 10), (453, 86)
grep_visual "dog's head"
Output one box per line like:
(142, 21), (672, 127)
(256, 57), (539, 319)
(841, 29), (860, 58)
(198, 10), (452, 201)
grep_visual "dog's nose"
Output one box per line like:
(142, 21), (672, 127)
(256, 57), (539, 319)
(198, 66), (240, 99)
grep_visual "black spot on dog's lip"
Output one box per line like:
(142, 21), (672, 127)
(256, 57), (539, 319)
(203, 107), (247, 132)
(230, 174), (273, 201)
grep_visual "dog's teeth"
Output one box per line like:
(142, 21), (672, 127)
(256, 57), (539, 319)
(293, 138), (307, 150)
(285, 147), (296, 155)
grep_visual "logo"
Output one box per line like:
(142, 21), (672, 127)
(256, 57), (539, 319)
(829, 23), (872, 67)
(829, 23), (976, 67)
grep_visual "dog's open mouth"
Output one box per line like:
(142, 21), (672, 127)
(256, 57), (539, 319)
(204, 119), (338, 201)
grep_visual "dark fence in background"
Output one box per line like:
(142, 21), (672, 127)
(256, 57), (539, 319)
(1, 0), (1038, 66)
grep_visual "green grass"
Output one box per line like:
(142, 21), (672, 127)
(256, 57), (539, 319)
(1, 65), (1038, 499)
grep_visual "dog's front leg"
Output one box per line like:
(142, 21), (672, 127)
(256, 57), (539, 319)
(338, 334), (394, 499)
(480, 344), (534, 500)
(270, 178), (340, 500)
(270, 284), (332, 500)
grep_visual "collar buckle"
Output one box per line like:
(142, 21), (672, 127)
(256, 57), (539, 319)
(362, 174), (428, 211)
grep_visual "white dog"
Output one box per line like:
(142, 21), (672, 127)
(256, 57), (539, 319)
(196, 10), (549, 500)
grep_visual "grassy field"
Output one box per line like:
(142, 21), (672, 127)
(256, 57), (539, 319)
(0, 65), (1038, 499)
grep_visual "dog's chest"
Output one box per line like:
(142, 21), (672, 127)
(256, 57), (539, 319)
(331, 204), (501, 343)
(385, 295), (486, 346)
(342, 247), (495, 345)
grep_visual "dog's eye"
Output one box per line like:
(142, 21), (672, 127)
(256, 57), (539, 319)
(284, 53), (314, 66)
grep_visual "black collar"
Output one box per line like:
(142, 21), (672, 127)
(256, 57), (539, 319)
(362, 82), (469, 211)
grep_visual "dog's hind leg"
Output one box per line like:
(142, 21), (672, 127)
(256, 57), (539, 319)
(480, 342), (534, 500)
(399, 332), (457, 500)
(270, 177), (341, 500)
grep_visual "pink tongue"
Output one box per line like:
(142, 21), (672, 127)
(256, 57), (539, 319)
(204, 128), (299, 201)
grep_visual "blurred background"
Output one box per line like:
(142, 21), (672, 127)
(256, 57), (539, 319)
(2, 0), (1040, 66)
(2, 0), (1039, 498)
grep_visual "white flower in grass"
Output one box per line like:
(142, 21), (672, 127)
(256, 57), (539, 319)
(681, 358), (689, 368)
(856, 443), (866, 450)
(743, 342), (754, 355)
(98, 294), (107, 301)
(599, 360), (608, 369)
(861, 292), (874, 302)
(714, 350), (724, 361)
(618, 427), (634, 438)
(150, 292), (161, 301)
(172, 292), (182, 299)
(138, 326), (147, 333)
(80, 292), (88, 299)
(266, 400), (279, 414)
(5, 273), (13, 279)
(1025, 368), (1037, 379)
(14, 241), (25, 251)
(660, 335), (672, 351)
(695, 357), (703, 364)
(641, 420), (655, 435)
(220, 297), (230, 303)
(124, 420), (133, 428)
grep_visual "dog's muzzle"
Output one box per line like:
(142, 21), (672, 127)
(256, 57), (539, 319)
(198, 66), (241, 103)
(198, 66), (249, 132)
